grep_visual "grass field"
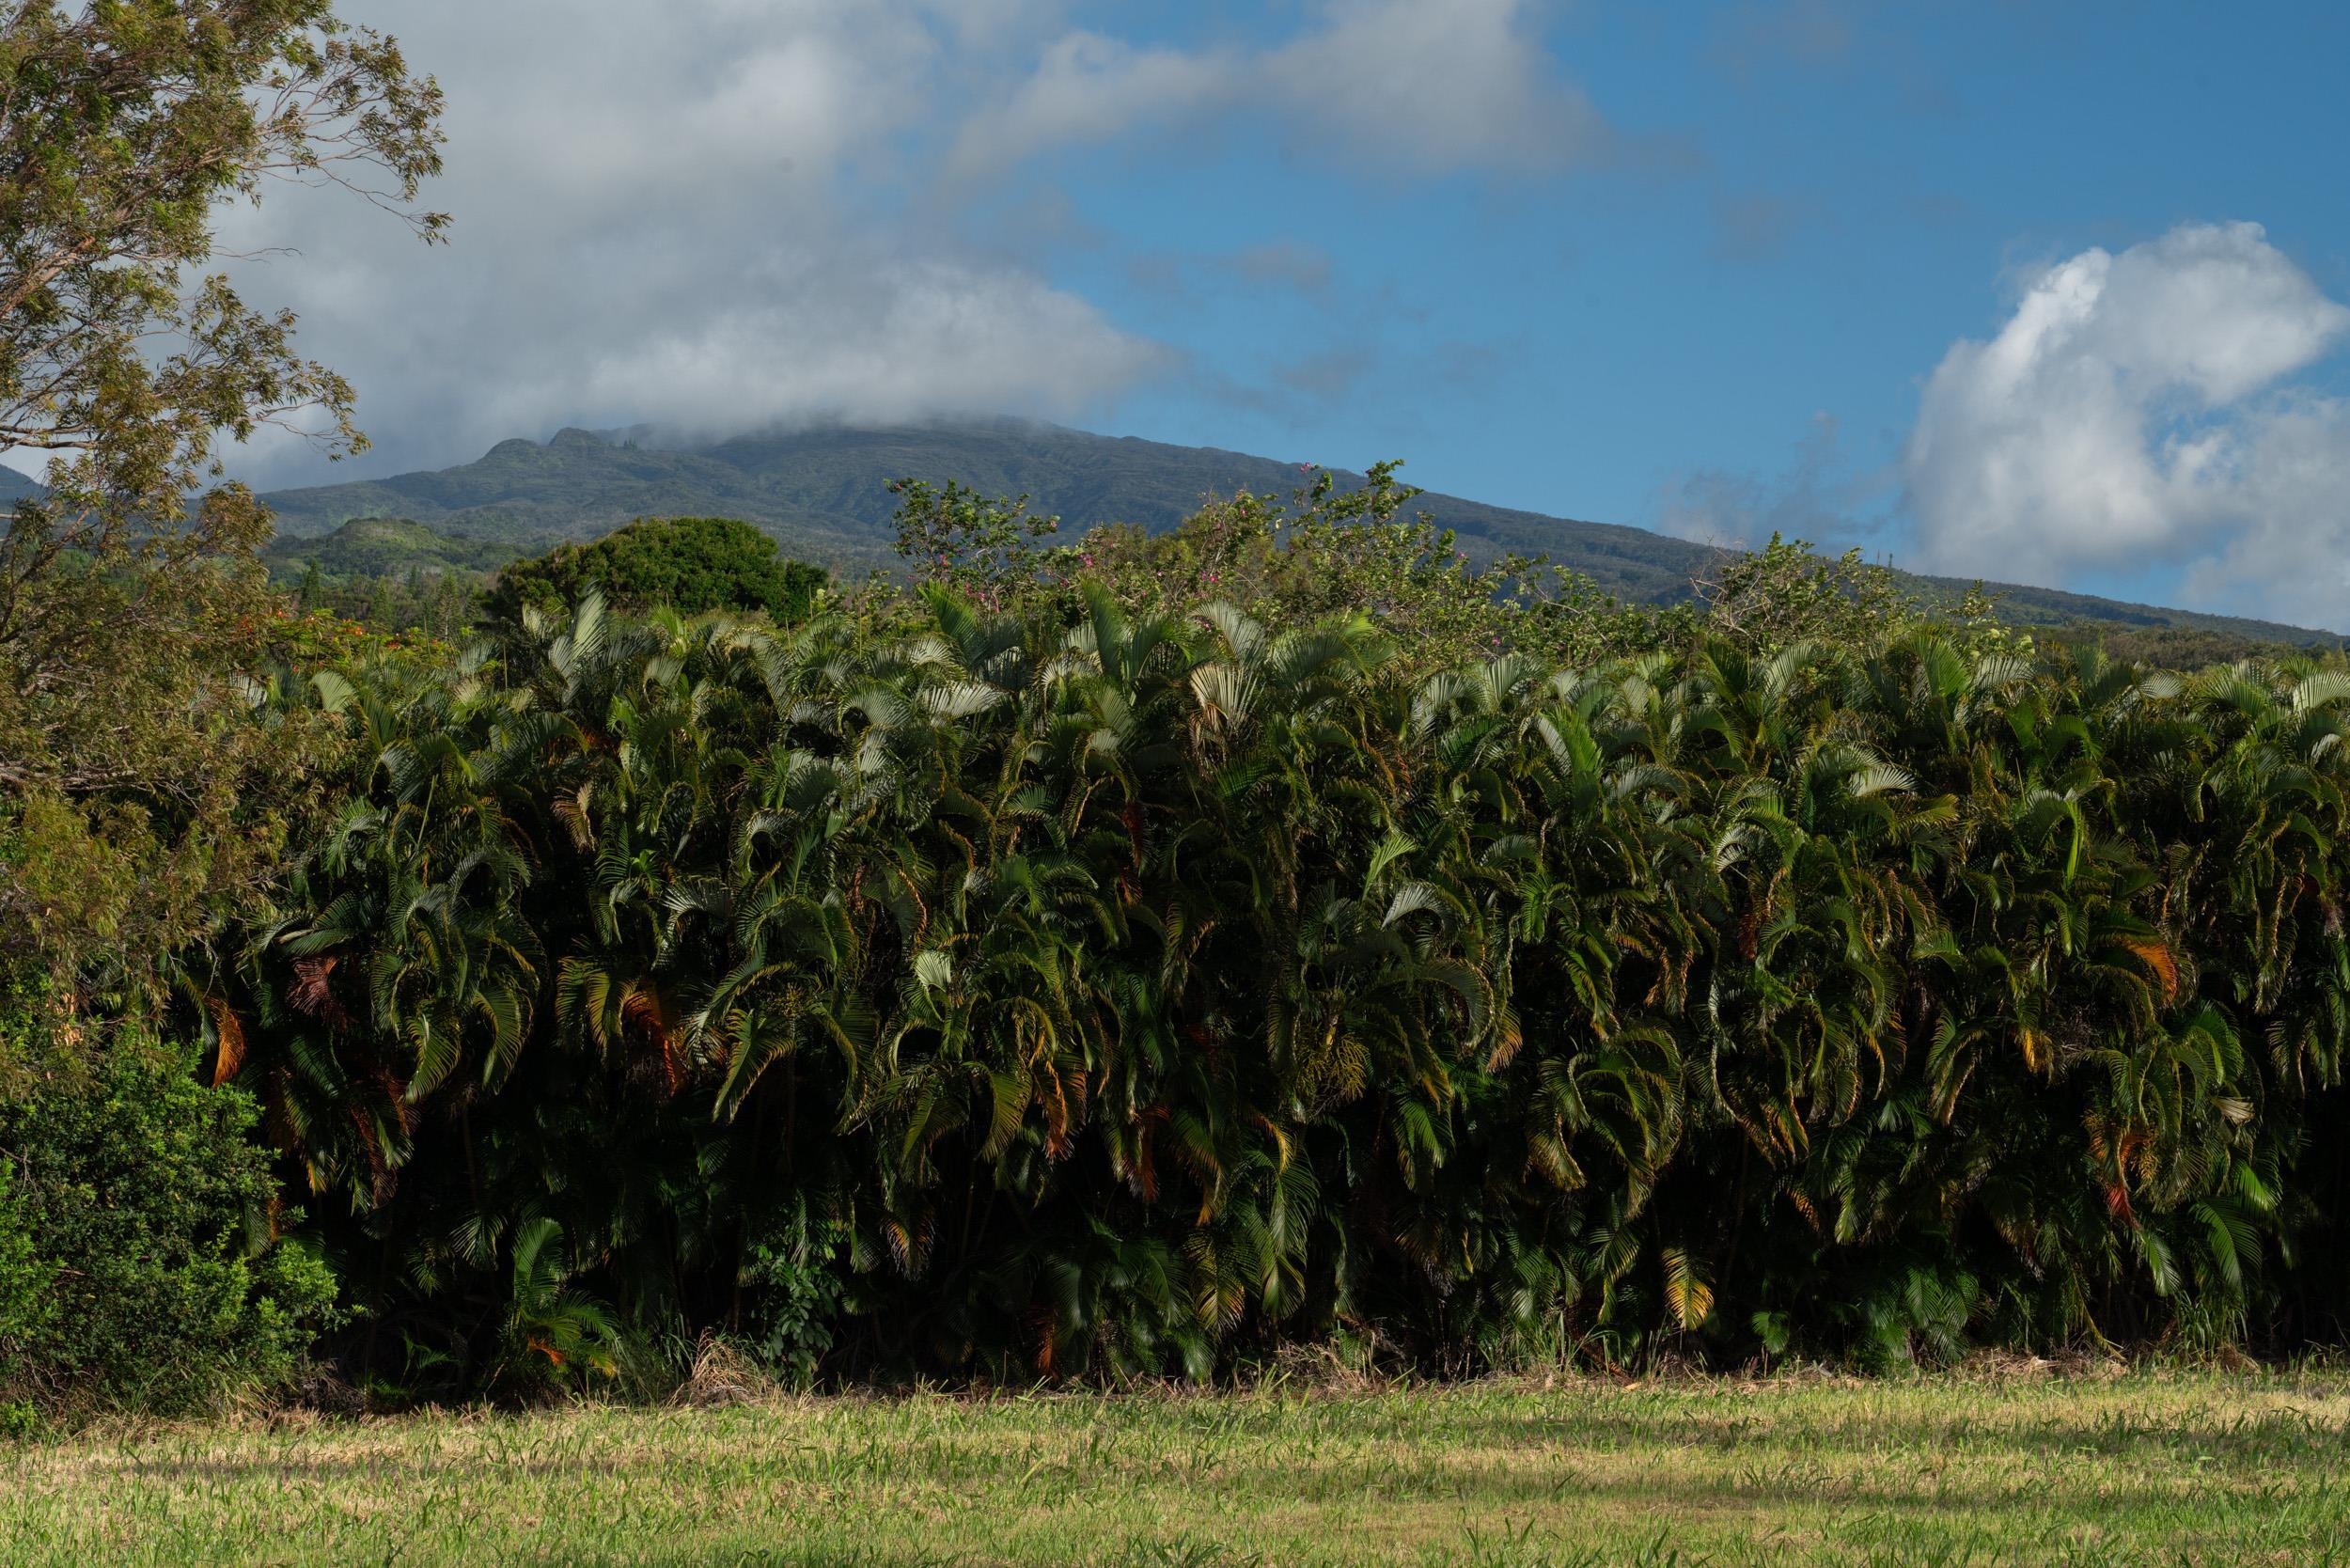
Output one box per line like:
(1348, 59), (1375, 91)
(6, 1371), (2348, 1566)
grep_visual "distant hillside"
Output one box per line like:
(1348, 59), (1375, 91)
(255, 419), (2342, 645)
(259, 427), (891, 572)
(260, 515), (540, 581)
(256, 419), (1716, 601)
(0, 465), (45, 507)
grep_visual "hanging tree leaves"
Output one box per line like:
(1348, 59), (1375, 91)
(0, 0), (444, 994)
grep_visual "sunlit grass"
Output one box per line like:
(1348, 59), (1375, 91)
(7, 1370), (2348, 1565)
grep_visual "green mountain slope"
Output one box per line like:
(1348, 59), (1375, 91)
(255, 419), (2341, 643)
(259, 515), (540, 579)
(257, 419), (1709, 599)
(259, 427), (888, 571)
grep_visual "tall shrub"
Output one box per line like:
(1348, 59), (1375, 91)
(0, 1013), (337, 1415)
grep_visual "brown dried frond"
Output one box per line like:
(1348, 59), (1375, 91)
(290, 954), (353, 1027)
(207, 995), (247, 1084)
(351, 1105), (394, 1206)
(2123, 937), (2181, 1003)
(623, 987), (684, 1094)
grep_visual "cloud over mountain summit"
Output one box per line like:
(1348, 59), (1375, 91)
(1904, 222), (2350, 624)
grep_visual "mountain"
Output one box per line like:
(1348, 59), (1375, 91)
(0, 465), (45, 507)
(256, 419), (1717, 599)
(260, 515), (540, 580)
(257, 419), (2342, 645)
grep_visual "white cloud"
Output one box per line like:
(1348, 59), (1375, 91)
(215, 0), (1168, 485)
(946, 31), (1237, 177)
(951, 0), (1604, 179)
(1903, 221), (2350, 626)
(203, 0), (1618, 492)
(556, 256), (1169, 439)
(1269, 0), (1605, 173)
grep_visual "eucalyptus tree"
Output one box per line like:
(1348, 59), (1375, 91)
(1, 0), (443, 996)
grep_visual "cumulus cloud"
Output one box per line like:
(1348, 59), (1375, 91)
(215, 0), (1168, 485)
(1903, 221), (2350, 625)
(1267, 0), (1606, 173)
(198, 0), (1624, 490)
(945, 31), (1237, 176)
(550, 256), (1169, 437)
(950, 0), (1606, 179)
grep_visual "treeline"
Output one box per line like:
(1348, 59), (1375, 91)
(272, 513), (829, 640)
(4, 473), (2348, 1414)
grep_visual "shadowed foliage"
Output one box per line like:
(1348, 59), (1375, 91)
(483, 515), (829, 627)
(178, 542), (2350, 1394)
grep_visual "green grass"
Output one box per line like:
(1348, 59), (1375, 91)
(7, 1372), (2349, 1565)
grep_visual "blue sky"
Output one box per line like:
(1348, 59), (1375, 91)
(987, 1), (2350, 617)
(200, 1), (2350, 626)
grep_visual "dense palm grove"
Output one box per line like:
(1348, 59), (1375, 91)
(93, 494), (2334, 1402)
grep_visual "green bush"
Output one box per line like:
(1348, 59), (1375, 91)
(742, 1213), (846, 1388)
(0, 1017), (337, 1415)
(484, 516), (828, 625)
(0, 1156), (55, 1388)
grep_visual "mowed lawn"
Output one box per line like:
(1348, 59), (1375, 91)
(6, 1372), (2349, 1566)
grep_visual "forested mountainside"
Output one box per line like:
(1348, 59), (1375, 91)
(251, 421), (2342, 646)
(258, 514), (540, 578)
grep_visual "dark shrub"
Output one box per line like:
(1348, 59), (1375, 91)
(0, 1015), (337, 1415)
(484, 515), (828, 625)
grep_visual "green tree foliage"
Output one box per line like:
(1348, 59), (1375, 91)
(1695, 534), (1926, 654)
(887, 478), (1065, 613)
(273, 558), (478, 641)
(260, 517), (514, 638)
(0, 1011), (338, 1414)
(0, 0), (444, 998)
(889, 463), (1675, 670)
(2051, 621), (2339, 671)
(0, 1154), (54, 1392)
(184, 550), (2350, 1394)
(485, 515), (830, 626)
